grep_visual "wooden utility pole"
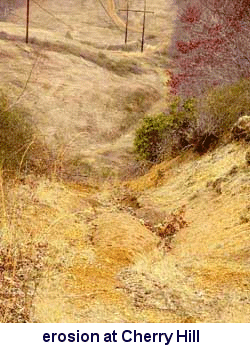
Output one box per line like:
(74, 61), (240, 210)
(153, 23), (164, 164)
(118, 1), (153, 52)
(125, 0), (129, 44)
(141, 0), (146, 52)
(26, 0), (30, 44)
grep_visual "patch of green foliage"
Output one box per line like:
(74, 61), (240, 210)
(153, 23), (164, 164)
(134, 98), (197, 162)
(191, 79), (250, 153)
(134, 78), (250, 161)
(0, 93), (33, 171)
(0, 92), (51, 175)
(201, 78), (250, 135)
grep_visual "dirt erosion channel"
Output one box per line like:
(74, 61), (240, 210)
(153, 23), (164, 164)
(0, 0), (249, 323)
(18, 142), (250, 323)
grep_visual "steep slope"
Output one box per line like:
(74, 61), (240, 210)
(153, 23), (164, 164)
(5, 141), (247, 323)
(125, 142), (250, 322)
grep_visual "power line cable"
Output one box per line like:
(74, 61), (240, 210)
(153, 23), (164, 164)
(30, 0), (123, 33)
(31, 0), (74, 30)
(4, 53), (41, 112)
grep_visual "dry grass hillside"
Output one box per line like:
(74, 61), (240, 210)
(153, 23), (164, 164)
(0, 0), (249, 323)
(0, 0), (175, 177)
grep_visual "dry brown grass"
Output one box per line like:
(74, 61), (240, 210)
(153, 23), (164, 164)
(1, 140), (249, 323)
(124, 142), (250, 322)
(0, 0), (249, 324)
(91, 212), (159, 264)
(28, 179), (178, 323)
(0, 0), (176, 179)
(0, 172), (48, 322)
(0, 239), (47, 322)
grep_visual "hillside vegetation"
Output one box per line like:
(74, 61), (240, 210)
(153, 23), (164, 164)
(0, 0), (249, 322)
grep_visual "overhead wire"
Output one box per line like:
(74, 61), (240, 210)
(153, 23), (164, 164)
(31, 0), (74, 30)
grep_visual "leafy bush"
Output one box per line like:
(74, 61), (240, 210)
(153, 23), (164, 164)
(192, 79), (250, 153)
(0, 92), (51, 175)
(134, 79), (250, 160)
(134, 114), (169, 162)
(201, 79), (250, 133)
(134, 98), (196, 162)
(0, 93), (32, 170)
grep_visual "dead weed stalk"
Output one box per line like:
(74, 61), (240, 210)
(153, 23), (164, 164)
(0, 163), (47, 322)
(156, 205), (188, 251)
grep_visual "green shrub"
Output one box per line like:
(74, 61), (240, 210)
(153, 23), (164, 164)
(134, 79), (250, 162)
(202, 79), (250, 133)
(0, 93), (32, 170)
(134, 98), (197, 162)
(192, 79), (250, 153)
(0, 92), (51, 175)
(134, 114), (169, 162)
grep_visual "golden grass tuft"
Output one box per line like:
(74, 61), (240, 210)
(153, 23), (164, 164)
(91, 212), (159, 265)
(127, 152), (195, 191)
